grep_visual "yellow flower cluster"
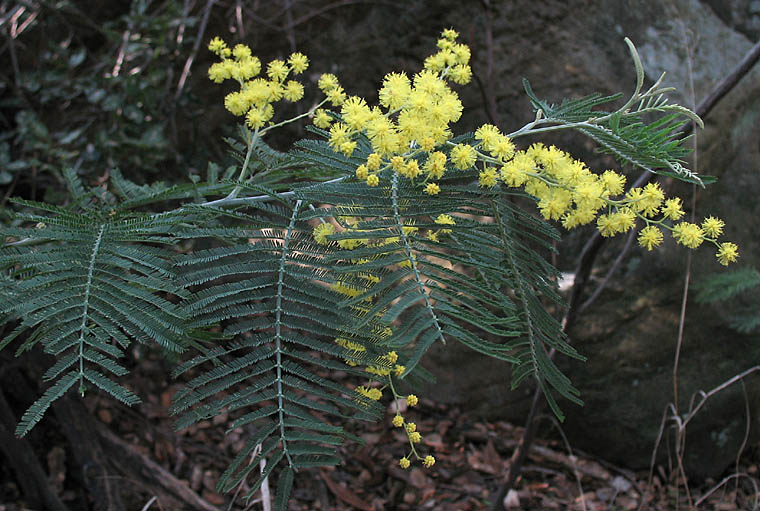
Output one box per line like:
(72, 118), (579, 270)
(391, 394), (435, 470)
(461, 139), (737, 265)
(207, 37), (309, 129)
(313, 29), (469, 194)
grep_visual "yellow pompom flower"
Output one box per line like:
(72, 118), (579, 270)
(392, 415), (404, 427)
(490, 135), (515, 161)
(232, 44), (252, 60)
(366, 174), (379, 187)
(266, 59), (289, 82)
(287, 52), (309, 74)
(601, 170), (626, 196)
(450, 144), (477, 169)
(637, 183), (665, 217)
(313, 109), (332, 129)
(609, 208), (636, 234)
(424, 151), (447, 179)
(478, 168), (499, 188)
(434, 213), (456, 231)
(453, 43), (470, 64)
(379, 72), (412, 110)
(366, 153), (382, 171)
(420, 137), (436, 151)
(405, 422), (416, 433)
(701, 216), (725, 237)
(318, 73), (340, 92)
(399, 457), (411, 469)
(326, 86), (347, 106)
(391, 156), (405, 170)
(423, 455), (436, 468)
(355, 164), (369, 181)
(408, 431), (422, 443)
(538, 189), (573, 220)
(425, 183), (440, 195)
(339, 140), (357, 157)
(406, 394), (419, 406)
(313, 222), (336, 245)
(672, 222), (704, 248)
(572, 179), (605, 211)
(442, 28), (459, 40)
(328, 123), (350, 151)
(208, 62), (228, 83)
(475, 124), (500, 149)
(402, 160), (421, 179)
(341, 96), (370, 129)
(224, 91), (249, 116)
(283, 80), (304, 102)
(208, 37), (227, 54)
(238, 56), (262, 79)
(662, 197), (685, 220)
(597, 213), (616, 237)
(500, 162), (526, 187)
(245, 105), (273, 129)
(716, 242), (739, 265)
(638, 225), (664, 251)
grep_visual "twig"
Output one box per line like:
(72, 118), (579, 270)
(694, 473), (759, 509)
(283, 0), (296, 53)
(479, 0), (499, 126)
(735, 380), (751, 494)
(578, 226), (636, 314)
(111, 29), (131, 77)
(671, 23), (699, 509)
(680, 366), (760, 429)
(235, 0), (245, 38)
(547, 417), (588, 511)
(96, 425), (223, 511)
(140, 496), (158, 511)
(228, 444), (261, 510)
(260, 454), (272, 511)
(176, 0), (216, 100)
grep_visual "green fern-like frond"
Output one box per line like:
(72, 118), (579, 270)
(0, 198), (187, 436)
(523, 78), (707, 186)
(521, 38), (709, 187)
(296, 153), (583, 418)
(172, 198), (387, 505)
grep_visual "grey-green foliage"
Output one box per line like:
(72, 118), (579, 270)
(0, 169), (188, 436)
(695, 267), (760, 333)
(0, 59), (706, 509)
(296, 136), (582, 418)
(521, 38), (709, 187)
(0, 134), (576, 505)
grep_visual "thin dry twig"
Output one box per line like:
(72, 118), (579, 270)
(578, 226), (636, 314)
(140, 496), (158, 511)
(112, 29), (131, 77)
(176, 0), (216, 100)
(694, 473), (759, 509)
(547, 416), (588, 511)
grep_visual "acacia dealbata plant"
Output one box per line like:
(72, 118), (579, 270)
(0, 29), (740, 507)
